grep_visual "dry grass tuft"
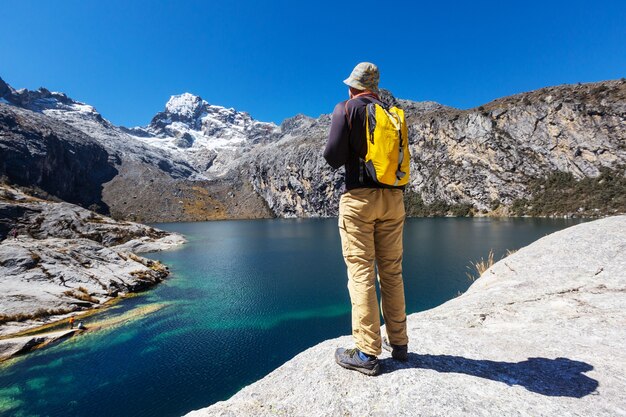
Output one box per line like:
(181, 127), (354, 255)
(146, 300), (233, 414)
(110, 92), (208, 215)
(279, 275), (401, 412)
(182, 186), (227, 220)
(126, 254), (168, 275)
(466, 250), (495, 282)
(0, 307), (75, 325)
(465, 248), (518, 283)
(129, 270), (155, 280)
(63, 288), (99, 304)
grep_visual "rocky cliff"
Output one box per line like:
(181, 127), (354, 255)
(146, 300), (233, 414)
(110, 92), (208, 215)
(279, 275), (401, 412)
(0, 105), (118, 213)
(246, 81), (626, 218)
(405, 80), (626, 215)
(186, 215), (626, 417)
(246, 114), (341, 217)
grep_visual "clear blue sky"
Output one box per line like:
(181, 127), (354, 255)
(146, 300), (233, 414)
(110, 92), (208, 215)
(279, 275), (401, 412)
(1, 0), (624, 127)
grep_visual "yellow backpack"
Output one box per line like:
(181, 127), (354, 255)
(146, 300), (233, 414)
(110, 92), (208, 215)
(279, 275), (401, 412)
(363, 102), (410, 187)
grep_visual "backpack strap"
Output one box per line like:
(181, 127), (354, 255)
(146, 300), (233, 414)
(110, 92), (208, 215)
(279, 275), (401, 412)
(343, 92), (381, 185)
(343, 92), (380, 130)
(366, 103), (376, 144)
(390, 107), (407, 186)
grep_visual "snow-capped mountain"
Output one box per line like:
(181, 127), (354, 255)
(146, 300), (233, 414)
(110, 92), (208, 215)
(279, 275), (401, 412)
(1, 83), (111, 126)
(0, 78), (197, 180)
(0, 78), (274, 179)
(148, 92), (276, 141)
(0, 76), (275, 221)
(127, 92), (278, 176)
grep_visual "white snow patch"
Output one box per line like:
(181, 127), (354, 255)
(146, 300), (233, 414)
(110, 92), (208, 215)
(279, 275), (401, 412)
(165, 93), (203, 117)
(35, 97), (59, 105)
(70, 103), (96, 113)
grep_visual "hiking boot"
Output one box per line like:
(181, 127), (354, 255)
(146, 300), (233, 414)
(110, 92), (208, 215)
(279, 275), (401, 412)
(334, 347), (380, 376)
(382, 337), (408, 361)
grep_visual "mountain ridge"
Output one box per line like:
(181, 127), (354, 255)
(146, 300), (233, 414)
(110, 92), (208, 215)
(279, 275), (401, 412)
(1, 76), (624, 221)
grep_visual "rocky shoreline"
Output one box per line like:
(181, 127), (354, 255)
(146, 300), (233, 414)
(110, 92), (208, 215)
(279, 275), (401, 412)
(0, 183), (186, 351)
(186, 215), (626, 417)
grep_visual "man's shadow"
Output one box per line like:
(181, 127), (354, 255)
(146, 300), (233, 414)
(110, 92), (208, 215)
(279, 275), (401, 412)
(380, 354), (598, 398)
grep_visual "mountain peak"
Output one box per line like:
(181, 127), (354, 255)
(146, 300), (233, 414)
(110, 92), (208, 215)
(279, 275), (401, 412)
(0, 77), (11, 98)
(0, 77), (107, 127)
(165, 93), (206, 118)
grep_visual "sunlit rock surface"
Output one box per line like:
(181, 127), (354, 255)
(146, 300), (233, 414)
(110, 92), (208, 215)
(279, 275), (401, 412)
(0, 184), (185, 337)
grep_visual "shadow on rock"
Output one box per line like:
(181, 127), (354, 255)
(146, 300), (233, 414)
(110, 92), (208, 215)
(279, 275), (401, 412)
(381, 354), (598, 398)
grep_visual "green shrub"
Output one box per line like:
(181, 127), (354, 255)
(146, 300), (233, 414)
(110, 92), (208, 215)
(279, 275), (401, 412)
(513, 168), (626, 216)
(451, 203), (473, 217)
(404, 190), (474, 217)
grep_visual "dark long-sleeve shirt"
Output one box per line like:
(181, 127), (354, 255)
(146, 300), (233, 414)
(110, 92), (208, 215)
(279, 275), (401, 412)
(323, 93), (384, 191)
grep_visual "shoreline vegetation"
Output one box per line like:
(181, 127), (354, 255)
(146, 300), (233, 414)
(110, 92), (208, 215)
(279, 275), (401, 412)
(404, 168), (626, 218)
(0, 266), (176, 363)
(0, 294), (130, 340)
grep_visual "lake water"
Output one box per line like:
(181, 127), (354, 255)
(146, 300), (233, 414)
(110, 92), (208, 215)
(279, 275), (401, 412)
(0, 218), (582, 417)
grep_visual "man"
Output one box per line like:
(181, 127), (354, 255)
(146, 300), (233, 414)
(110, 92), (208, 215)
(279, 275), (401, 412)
(324, 62), (409, 376)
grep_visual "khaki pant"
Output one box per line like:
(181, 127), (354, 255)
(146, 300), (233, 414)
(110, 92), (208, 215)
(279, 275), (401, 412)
(338, 187), (408, 356)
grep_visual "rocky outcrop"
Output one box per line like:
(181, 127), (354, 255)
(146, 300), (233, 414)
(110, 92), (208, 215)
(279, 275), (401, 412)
(0, 329), (79, 361)
(0, 183), (173, 245)
(246, 114), (342, 217)
(186, 215), (626, 417)
(0, 184), (185, 337)
(405, 80), (626, 212)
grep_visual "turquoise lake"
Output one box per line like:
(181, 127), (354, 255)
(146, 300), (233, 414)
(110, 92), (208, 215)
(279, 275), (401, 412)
(0, 218), (582, 417)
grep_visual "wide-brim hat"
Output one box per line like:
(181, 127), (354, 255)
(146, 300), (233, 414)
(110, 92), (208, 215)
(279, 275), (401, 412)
(343, 62), (379, 92)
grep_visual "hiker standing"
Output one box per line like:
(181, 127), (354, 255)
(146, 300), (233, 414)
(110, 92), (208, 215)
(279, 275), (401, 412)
(11, 226), (17, 240)
(323, 62), (409, 376)
(69, 316), (75, 329)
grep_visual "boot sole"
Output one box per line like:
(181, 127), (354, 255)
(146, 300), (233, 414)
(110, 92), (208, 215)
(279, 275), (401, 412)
(335, 359), (380, 376)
